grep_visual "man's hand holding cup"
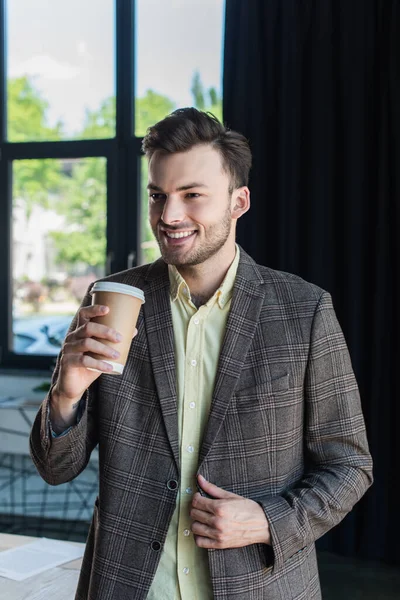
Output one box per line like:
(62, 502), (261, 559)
(50, 283), (144, 433)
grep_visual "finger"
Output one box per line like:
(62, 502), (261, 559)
(63, 338), (120, 360)
(191, 521), (219, 540)
(78, 304), (109, 326)
(190, 507), (216, 526)
(191, 492), (218, 514)
(61, 352), (114, 373)
(72, 321), (122, 344)
(133, 327), (138, 338)
(197, 474), (237, 499)
(194, 535), (221, 549)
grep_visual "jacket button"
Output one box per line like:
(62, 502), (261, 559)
(167, 479), (178, 490)
(151, 541), (161, 552)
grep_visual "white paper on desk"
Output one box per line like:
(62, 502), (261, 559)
(0, 537), (84, 581)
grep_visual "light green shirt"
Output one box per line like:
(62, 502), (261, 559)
(147, 247), (240, 600)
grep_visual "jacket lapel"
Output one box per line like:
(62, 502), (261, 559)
(198, 250), (266, 467)
(143, 259), (180, 470)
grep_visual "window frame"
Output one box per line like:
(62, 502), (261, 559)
(0, 0), (141, 371)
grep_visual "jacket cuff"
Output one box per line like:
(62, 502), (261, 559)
(41, 386), (89, 452)
(257, 495), (311, 573)
(49, 397), (85, 437)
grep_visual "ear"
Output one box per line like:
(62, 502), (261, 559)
(231, 186), (250, 220)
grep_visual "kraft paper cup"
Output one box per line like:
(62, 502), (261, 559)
(87, 282), (145, 375)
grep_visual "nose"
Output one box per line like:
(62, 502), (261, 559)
(161, 195), (185, 225)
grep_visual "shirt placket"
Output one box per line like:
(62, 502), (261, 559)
(176, 300), (206, 598)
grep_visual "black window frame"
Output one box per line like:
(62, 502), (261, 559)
(0, 0), (142, 371)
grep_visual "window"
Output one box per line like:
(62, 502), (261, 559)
(7, 0), (115, 141)
(0, 0), (225, 370)
(12, 157), (107, 356)
(135, 0), (224, 135)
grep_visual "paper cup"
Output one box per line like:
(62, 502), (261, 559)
(87, 282), (145, 375)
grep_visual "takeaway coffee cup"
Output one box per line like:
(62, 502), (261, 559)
(88, 281), (145, 375)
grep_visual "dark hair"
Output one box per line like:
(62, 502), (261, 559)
(142, 107), (252, 192)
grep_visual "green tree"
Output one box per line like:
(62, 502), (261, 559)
(49, 99), (116, 272)
(79, 88), (176, 139)
(9, 77), (63, 228)
(78, 97), (116, 140)
(13, 158), (63, 221)
(49, 158), (107, 273)
(135, 89), (175, 136)
(209, 87), (218, 106)
(191, 71), (206, 110)
(8, 76), (63, 142)
(208, 99), (223, 123)
(190, 72), (223, 122)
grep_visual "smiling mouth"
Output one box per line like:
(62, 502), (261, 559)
(163, 230), (197, 239)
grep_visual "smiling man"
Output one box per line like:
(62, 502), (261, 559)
(30, 108), (373, 600)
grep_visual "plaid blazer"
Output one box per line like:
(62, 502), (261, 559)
(30, 247), (373, 600)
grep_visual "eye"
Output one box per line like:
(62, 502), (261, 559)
(186, 193), (200, 198)
(150, 193), (166, 202)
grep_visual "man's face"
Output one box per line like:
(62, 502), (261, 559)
(148, 144), (234, 267)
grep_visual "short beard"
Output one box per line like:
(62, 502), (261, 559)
(153, 204), (232, 267)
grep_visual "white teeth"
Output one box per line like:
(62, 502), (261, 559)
(165, 231), (195, 239)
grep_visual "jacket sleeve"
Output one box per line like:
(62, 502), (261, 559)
(258, 291), (373, 572)
(29, 287), (99, 486)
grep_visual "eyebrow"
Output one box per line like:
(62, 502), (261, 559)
(147, 182), (208, 192)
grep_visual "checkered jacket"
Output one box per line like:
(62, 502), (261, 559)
(30, 247), (373, 599)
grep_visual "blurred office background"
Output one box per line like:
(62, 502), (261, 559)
(0, 1), (398, 597)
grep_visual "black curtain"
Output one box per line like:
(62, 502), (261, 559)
(223, 0), (399, 565)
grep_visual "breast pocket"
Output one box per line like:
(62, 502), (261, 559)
(233, 373), (302, 443)
(235, 373), (291, 396)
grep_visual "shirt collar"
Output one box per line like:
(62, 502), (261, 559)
(168, 245), (240, 308)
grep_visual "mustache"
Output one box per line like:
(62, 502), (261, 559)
(158, 222), (197, 231)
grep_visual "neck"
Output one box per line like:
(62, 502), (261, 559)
(176, 241), (237, 302)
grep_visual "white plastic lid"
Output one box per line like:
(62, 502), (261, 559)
(90, 282), (145, 303)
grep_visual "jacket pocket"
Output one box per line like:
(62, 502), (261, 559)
(235, 373), (290, 397)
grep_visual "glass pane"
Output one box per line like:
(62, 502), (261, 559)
(135, 0), (225, 136)
(139, 156), (161, 265)
(12, 157), (107, 355)
(7, 0), (115, 141)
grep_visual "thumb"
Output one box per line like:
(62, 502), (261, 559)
(197, 474), (237, 499)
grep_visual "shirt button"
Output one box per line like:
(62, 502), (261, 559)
(185, 487), (193, 495)
(151, 541), (161, 552)
(183, 567), (190, 575)
(193, 318), (200, 325)
(189, 401), (196, 409)
(183, 529), (190, 537)
(186, 445), (194, 453)
(166, 479), (178, 490)
(190, 359), (197, 367)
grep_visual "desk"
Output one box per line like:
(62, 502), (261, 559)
(0, 533), (84, 600)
